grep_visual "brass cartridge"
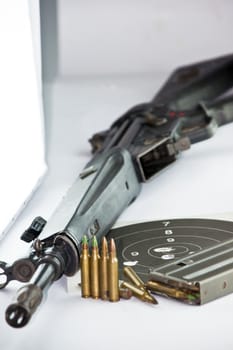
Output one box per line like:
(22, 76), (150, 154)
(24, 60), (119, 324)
(124, 266), (156, 301)
(121, 281), (158, 304)
(108, 239), (120, 302)
(99, 237), (109, 300)
(146, 280), (200, 304)
(124, 266), (145, 290)
(90, 236), (100, 299)
(80, 235), (90, 298)
(147, 280), (185, 299)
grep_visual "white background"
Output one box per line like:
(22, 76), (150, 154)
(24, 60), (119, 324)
(0, 0), (45, 237)
(0, 1), (233, 350)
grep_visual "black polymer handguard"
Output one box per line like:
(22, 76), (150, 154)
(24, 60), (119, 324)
(90, 53), (233, 181)
(2, 53), (233, 328)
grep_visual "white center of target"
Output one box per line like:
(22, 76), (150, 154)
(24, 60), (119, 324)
(153, 247), (174, 253)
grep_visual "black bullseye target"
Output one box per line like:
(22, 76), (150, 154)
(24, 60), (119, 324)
(107, 218), (233, 281)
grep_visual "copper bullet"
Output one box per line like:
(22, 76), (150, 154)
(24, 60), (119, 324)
(99, 237), (109, 300)
(80, 235), (90, 298)
(108, 238), (119, 302)
(90, 236), (100, 299)
(121, 281), (158, 304)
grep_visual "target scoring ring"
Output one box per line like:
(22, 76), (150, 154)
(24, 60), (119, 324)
(107, 218), (233, 281)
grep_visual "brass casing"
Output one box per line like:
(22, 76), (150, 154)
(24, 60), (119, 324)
(80, 247), (90, 298)
(108, 258), (119, 301)
(90, 247), (100, 299)
(124, 266), (145, 290)
(108, 240), (119, 302)
(124, 266), (157, 302)
(146, 280), (199, 301)
(121, 281), (158, 304)
(147, 280), (183, 298)
(99, 254), (109, 300)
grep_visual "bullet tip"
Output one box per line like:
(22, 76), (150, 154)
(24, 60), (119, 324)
(101, 236), (108, 254)
(82, 235), (88, 245)
(145, 293), (159, 305)
(92, 235), (98, 248)
(152, 298), (159, 305)
(109, 238), (116, 253)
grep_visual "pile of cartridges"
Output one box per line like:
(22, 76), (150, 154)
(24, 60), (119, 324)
(80, 236), (158, 304)
(81, 236), (120, 301)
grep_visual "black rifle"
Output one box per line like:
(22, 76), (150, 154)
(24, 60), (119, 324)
(1, 54), (233, 327)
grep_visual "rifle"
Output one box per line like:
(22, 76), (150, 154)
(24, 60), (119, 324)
(1, 54), (233, 327)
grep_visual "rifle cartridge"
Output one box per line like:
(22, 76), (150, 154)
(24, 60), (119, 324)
(80, 235), (90, 298)
(108, 239), (119, 302)
(99, 237), (109, 300)
(146, 280), (200, 303)
(124, 266), (156, 301)
(90, 236), (100, 299)
(124, 266), (145, 290)
(121, 281), (158, 304)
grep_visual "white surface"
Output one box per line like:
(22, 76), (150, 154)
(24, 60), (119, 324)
(58, 0), (232, 76)
(0, 1), (233, 350)
(1, 76), (233, 350)
(0, 1), (45, 237)
(28, 0), (42, 91)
